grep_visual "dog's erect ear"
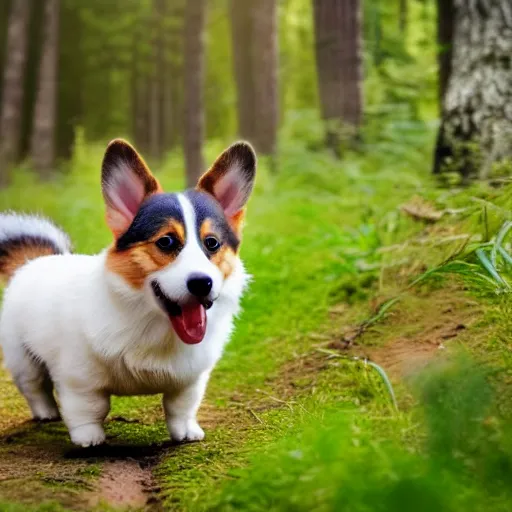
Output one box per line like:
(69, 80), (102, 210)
(197, 142), (256, 231)
(101, 139), (161, 237)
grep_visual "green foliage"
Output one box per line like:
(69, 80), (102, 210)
(191, 358), (512, 512)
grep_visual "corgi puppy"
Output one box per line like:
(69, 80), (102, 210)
(0, 139), (256, 447)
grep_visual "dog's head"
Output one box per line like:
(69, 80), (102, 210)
(102, 139), (256, 345)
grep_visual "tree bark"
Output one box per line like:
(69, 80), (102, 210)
(251, 0), (279, 156)
(183, 0), (206, 187)
(230, 0), (279, 156)
(230, 0), (256, 142)
(149, 0), (164, 162)
(30, 0), (59, 174)
(433, 1), (512, 179)
(0, 0), (31, 184)
(437, 0), (455, 104)
(163, 0), (186, 151)
(399, 0), (407, 34)
(313, 0), (363, 157)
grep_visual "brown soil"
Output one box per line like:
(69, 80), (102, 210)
(89, 460), (156, 510)
(330, 285), (480, 379)
(0, 284), (482, 510)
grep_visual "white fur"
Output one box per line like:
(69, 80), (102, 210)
(0, 196), (248, 447)
(0, 213), (71, 254)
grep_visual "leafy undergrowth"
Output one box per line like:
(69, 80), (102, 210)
(2, 121), (512, 511)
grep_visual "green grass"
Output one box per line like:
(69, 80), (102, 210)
(2, 117), (512, 511)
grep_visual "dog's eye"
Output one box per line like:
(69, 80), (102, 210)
(156, 235), (177, 252)
(204, 236), (221, 253)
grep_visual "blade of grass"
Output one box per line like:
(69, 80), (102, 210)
(491, 221), (512, 268)
(476, 248), (509, 288)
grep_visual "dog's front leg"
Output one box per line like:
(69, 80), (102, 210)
(163, 371), (210, 443)
(58, 387), (110, 447)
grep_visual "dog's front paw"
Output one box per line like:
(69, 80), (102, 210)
(70, 424), (106, 447)
(168, 418), (205, 443)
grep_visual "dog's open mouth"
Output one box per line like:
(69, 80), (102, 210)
(151, 281), (211, 345)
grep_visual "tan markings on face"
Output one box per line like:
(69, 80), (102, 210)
(211, 245), (237, 279)
(106, 219), (186, 289)
(1, 245), (56, 280)
(199, 218), (237, 279)
(229, 209), (246, 239)
(199, 219), (214, 240)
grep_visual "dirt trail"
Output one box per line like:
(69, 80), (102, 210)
(89, 460), (157, 509)
(0, 286), (480, 510)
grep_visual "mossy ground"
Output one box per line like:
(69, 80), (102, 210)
(1, 127), (512, 511)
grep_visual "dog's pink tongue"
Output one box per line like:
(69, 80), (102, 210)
(170, 303), (206, 344)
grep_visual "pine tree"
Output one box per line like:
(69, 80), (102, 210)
(183, 0), (206, 187)
(230, 0), (279, 157)
(30, 0), (60, 174)
(313, 0), (363, 157)
(0, 0), (31, 184)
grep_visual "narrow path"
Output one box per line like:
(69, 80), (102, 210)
(89, 459), (159, 510)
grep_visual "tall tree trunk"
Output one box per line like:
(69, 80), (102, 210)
(230, 0), (279, 156)
(437, 0), (455, 104)
(433, 1), (512, 179)
(183, 0), (206, 187)
(163, 0), (186, 151)
(0, 0), (31, 185)
(148, 0), (165, 162)
(131, 11), (149, 154)
(57, 0), (82, 159)
(30, 0), (59, 174)
(0, 0), (14, 109)
(251, 0), (279, 156)
(230, 0), (256, 142)
(399, 0), (407, 34)
(313, 0), (363, 157)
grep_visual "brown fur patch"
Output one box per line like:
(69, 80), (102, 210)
(106, 220), (185, 289)
(211, 246), (237, 279)
(199, 219), (237, 278)
(229, 209), (246, 239)
(0, 245), (56, 280)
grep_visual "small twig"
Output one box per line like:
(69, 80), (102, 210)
(340, 296), (401, 349)
(255, 389), (294, 412)
(247, 408), (264, 424)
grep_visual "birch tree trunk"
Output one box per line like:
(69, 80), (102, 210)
(183, 0), (206, 187)
(0, 0), (31, 184)
(30, 0), (60, 174)
(434, 1), (512, 179)
(313, 0), (363, 157)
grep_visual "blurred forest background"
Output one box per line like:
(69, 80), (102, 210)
(0, 0), (458, 185)
(3, 2), (512, 511)
(1, 0), (508, 186)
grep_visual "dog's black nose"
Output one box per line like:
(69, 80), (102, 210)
(187, 274), (213, 297)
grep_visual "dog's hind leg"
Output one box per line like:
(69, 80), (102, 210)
(8, 345), (60, 421)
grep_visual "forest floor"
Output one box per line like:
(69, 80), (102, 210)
(1, 130), (512, 511)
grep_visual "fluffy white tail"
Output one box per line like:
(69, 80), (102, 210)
(0, 213), (71, 280)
